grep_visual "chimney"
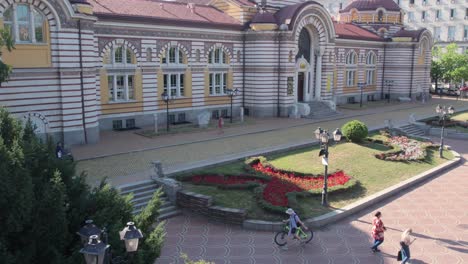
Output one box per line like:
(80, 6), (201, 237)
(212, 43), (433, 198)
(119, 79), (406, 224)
(159, 3), (164, 10)
(187, 3), (195, 13)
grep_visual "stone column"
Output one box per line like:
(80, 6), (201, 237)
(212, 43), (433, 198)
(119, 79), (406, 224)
(315, 47), (325, 100)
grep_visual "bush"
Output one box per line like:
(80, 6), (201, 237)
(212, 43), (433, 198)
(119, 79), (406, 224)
(342, 120), (368, 142)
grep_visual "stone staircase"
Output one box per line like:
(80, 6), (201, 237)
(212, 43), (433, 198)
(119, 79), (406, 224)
(305, 101), (340, 119)
(119, 180), (181, 220)
(398, 123), (426, 137)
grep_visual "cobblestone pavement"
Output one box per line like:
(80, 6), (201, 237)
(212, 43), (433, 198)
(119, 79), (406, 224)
(75, 98), (468, 185)
(156, 138), (468, 264)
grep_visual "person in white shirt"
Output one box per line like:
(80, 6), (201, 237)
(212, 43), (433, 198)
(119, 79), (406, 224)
(400, 228), (416, 264)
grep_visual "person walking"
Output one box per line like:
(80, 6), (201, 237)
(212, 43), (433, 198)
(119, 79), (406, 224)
(217, 116), (224, 135)
(400, 228), (416, 264)
(371, 211), (386, 252)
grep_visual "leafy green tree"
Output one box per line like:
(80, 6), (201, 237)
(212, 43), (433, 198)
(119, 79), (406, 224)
(0, 29), (15, 86)
(432, 44), (468, 86)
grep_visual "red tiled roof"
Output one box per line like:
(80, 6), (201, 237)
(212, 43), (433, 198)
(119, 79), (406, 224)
(340, 0), (401, 13)
(393, 28), (425, 40)
(232, 0), (256, 6)
(251, 11), (277, 24)
(334, 22), (383, 41)
(89, 0), (242, 28)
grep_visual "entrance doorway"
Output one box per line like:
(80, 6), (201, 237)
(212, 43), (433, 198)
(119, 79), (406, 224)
(298, 72), (305, 102)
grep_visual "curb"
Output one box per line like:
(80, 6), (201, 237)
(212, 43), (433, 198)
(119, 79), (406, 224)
(76, 102), (441, 161)
(242, 149), (462, 231)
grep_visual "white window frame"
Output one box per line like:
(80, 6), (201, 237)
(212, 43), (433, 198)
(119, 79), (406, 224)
(208, 47), (227, 65)
(345, 51), (357, 87)
(110, 46), (134, 65)
(365, 52), (376, 85)
(4, 4), (46, 44)
(209, 72), (227, 95)
(161, 46), (184, 65)
(108, 74), (135, 102)
(163, 73), (185, 97)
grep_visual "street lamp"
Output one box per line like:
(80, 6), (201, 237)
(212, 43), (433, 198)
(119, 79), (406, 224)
(358, 82), (366, 108)
(162, 91), (171, 132)
(77, 219), (102, 245)
(435, 104), (455, 158)
(119, 222), (143, 253)
(79, 221), (143, 264)
(316, 127), (342, 206)
(384, 80), (394, 103)
(80, 235), (109, 264)
(226, 88), (239, 123)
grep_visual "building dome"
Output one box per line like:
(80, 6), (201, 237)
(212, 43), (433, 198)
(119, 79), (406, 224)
(340, 0), (401, 13)
(250, 10), (278, 31)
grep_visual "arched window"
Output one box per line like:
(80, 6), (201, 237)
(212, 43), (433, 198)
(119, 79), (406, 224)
(345, 51), (357, 87)
(160, 45), (187, 97)
(105, 45), (137, 102)
(378, 10), (384, 22)
(366, 52), (376, 85)
(208, 47), (228, 64)
(351, 10), (359, 22)
(161, 46), (185, 64)
(3, 4), (46, 43)
(208, 47), (230, 95)
(296, 28), (311, 63)
(146, 48), (152, 62)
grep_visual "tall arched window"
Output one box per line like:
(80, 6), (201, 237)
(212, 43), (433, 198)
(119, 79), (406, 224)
(105, 45), (137, 102)
(208, 47), (229, 95)
(161, 46), (185, 64)
(345, 51), (357, 87)
(366, 52), (376, 85)
(378, 10), (384, 22)
(160, 45), (187, 97)
(296, 28), (311, 63)
(3, 4), (46, 43)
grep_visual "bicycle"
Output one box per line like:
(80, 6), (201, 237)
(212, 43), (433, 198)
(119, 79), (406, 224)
(274, 224), (314, 246)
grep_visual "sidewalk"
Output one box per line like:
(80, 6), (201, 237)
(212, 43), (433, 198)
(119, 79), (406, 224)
(75, 98), (468, 186)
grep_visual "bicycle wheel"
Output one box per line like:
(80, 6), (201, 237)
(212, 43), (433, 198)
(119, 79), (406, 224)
(301, 229), (314, 244)
(274, 231), (288, 246)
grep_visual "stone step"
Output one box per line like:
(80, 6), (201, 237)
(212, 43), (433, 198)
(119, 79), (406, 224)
(120, 182), (159, 195)
(157, 209), (182, 221)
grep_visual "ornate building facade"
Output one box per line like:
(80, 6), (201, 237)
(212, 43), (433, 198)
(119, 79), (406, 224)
(0, 0), (432, 145)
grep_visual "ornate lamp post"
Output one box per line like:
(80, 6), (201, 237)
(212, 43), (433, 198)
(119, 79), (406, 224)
(80, 235), (109, 264)
(162, 91), (171, 132)
(315, 127), (342, 206)
(435, 104), (454, 158)
(79, 221), (143, 264)
(120, 222), (143, 253)
(226, 88), (239, 123)
(77, 219), (102, 245)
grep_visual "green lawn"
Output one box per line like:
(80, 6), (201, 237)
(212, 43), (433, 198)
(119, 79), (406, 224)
(451, 111), (468, 122)
(181, 140), (454, 220)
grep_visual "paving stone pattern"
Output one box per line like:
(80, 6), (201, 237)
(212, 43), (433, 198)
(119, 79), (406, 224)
(156, 138), (468, 264)
(76, 99), (468, 186)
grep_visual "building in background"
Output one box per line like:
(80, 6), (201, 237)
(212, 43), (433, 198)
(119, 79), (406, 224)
(0, 0), (431, 145)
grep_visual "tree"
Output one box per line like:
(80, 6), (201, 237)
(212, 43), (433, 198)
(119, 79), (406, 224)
(0, 108), (166, 264)
(431, 44), (468, 87)
(0, 29), (15, 86)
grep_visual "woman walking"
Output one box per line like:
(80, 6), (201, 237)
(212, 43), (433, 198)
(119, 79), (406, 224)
(371, 211), (386, 252)
(400, 228), (416, 264)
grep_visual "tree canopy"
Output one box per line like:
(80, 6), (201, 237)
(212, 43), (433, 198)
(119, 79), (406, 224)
(431, 43), (468, 85)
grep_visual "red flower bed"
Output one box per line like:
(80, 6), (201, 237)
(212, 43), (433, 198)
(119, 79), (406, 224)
(250, 161), (351, 207)
(191, 175), (266, 185)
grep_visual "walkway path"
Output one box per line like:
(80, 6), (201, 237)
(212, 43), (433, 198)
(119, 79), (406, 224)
(155, 137), (468, 264)
(74, 98), (468, 186)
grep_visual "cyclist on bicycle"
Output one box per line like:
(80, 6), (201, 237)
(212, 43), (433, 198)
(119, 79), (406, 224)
(284, 208), (308, 242)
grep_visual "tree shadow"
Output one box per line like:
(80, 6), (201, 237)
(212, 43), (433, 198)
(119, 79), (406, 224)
(359, 141), (392, 152)
(412, 232), (468, 253)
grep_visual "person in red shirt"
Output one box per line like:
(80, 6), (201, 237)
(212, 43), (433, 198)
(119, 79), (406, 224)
(371, 211), (386, 252)
(217, 116), (224, 134)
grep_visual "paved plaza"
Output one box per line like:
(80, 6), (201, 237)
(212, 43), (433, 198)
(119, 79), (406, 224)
(74, 98), (468, 186)
(156, 138), (468, 264)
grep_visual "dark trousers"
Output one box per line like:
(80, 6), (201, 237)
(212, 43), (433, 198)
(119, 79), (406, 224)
(401, 243), (410, 263)
(371, 238), (384, 250)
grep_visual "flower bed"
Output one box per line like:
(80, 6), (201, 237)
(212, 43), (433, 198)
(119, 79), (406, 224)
(375, 136), (430, 161)
(181, 157), (355, 214)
